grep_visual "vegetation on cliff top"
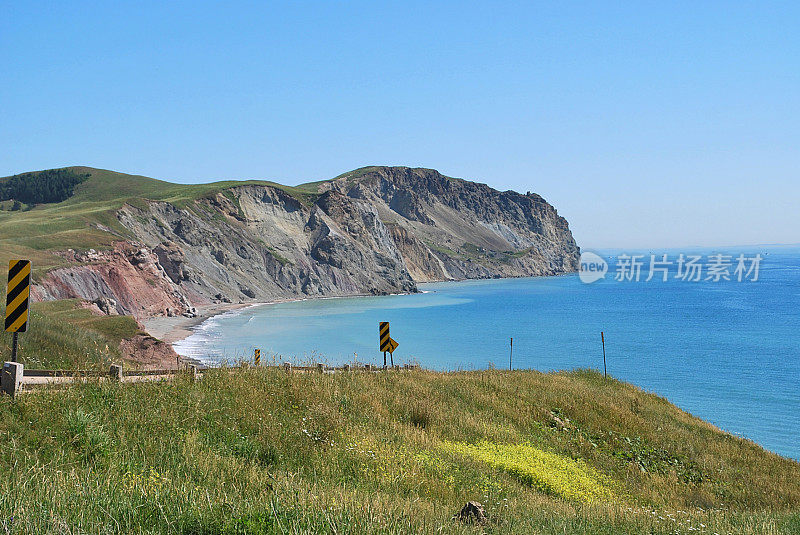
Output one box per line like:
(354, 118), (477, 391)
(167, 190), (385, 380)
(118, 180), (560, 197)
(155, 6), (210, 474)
(0, 364), (798, 534)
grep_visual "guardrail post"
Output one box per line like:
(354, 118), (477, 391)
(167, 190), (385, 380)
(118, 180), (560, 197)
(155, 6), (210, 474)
(109, 364), (123, 382)
(344, 364), (351, 372)
(317, 363), (324, 374)
(283, 362), (292, 374)
(1, 362), (23, 398)
(189, 365), (199, 382)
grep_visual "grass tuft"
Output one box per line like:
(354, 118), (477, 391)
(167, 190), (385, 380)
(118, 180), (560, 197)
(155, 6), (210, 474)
(66, 408), (111, 461)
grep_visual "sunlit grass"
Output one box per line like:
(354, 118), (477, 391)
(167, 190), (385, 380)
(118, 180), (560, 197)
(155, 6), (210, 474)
(0, 299), (139, 369)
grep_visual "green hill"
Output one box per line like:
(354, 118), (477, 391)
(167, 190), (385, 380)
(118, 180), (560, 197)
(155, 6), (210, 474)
(0, 367), (798, 534)
(0, 165), (579, 293)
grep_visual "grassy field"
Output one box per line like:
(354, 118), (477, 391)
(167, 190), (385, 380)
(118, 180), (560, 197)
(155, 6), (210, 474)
(1, 366), (798, 534)
(0, 167), (321, 276)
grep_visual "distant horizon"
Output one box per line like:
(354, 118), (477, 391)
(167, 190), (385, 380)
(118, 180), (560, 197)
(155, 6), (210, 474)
(591, 242), (800, 252)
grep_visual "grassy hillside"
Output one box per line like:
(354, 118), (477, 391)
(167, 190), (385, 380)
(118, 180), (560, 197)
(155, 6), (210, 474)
(0, 167), (320, 276)
(1, 367), (798, 534)
(0, 300), (139, 370)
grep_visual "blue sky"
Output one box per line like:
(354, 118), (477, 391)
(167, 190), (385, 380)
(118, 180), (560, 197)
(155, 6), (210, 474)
(2, 1), (798, 249)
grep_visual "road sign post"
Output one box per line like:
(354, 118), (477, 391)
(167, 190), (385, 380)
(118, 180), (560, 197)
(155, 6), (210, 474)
(10, 332), (18, 362)
(5, 260), (31, 363)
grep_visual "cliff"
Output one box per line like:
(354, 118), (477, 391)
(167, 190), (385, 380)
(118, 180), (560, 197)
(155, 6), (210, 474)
(325, 166), (579, 281)
(3, 166), (579, 320)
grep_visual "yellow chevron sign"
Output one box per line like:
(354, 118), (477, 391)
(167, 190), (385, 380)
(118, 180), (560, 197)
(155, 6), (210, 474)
(379, 322), (399, 353)
(254, 349), (261, 366)
(5, 260), (31, 333)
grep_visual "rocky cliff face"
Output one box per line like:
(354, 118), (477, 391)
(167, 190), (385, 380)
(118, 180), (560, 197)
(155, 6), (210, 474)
(327, 167), (579, 281)
(35, 166), (579, 319)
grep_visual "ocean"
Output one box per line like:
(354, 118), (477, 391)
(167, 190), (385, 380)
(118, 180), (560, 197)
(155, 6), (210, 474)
(174, 246), (800, 460)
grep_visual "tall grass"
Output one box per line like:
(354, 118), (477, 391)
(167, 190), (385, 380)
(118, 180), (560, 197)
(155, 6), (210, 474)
(0, 367), (798, 533)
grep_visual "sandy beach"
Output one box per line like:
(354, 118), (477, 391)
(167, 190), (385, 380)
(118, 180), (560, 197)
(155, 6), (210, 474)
(143, 295), (323, 347)
(142, 303), (249, 344)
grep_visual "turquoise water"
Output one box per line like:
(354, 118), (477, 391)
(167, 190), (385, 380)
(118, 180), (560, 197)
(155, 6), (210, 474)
(175, 247), (800, 460)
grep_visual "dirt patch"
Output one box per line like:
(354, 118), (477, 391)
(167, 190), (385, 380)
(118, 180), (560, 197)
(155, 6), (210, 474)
(119, 333), (181, 370)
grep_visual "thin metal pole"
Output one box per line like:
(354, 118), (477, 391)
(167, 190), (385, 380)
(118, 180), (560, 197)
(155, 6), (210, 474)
(10, 332), (18, 362)
(383, 351), (386, 369)
(509, 337), (513, 371)
(601, 331), (607, 379)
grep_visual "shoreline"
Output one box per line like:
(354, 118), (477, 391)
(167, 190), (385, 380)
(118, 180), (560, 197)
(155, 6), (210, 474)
(142, 303), (250, 345)
(144, 273), (581, 349)
(143, 291), (417, 348)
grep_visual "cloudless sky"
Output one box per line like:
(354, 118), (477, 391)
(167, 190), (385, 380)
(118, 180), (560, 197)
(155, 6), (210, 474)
(2, 1), (798, 248)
